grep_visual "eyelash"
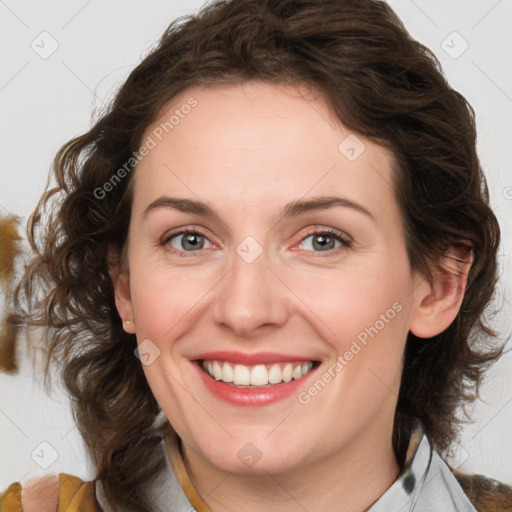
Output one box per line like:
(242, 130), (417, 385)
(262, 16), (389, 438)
(160, 227), (352, 258)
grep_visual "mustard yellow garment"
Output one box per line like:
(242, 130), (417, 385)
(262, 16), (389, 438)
(0, 474), (97, 511)
(0, 481), (21, 512)
(165, 429), (213, 512)
(57, 474), (97, 511)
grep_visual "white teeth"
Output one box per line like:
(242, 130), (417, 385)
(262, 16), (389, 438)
(212, 361), (223, 380)
(292, 364), (302, 380)
(302, 362), (313, 374)
(222, 362), (234, 382)
(268, 364), (282, 384)
(250, 365), (268, 385)
(282, 363), (293, 382)
(201, 359), (317, 386)
(233, 364), (251, 385)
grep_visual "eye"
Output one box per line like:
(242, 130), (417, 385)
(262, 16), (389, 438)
(297, 228), (351, 254)
(162, 229), (214, 256)
(160, 227), (351, 257)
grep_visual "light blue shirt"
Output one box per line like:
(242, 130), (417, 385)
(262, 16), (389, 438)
(96, 421), (477, 511)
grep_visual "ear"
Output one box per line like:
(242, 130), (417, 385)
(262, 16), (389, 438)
(108, 248), (136, 334)
(409, 243), (473, 338)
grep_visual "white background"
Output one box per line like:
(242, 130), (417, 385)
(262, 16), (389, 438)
(1, 0), (511, 490)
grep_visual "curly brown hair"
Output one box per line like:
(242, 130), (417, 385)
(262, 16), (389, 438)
(8, 0), (507, 510)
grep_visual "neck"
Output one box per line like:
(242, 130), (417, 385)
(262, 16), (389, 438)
(175, 417), (400, 512)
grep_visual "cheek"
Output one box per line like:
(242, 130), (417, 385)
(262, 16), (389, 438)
(287, 254), (413, 410)
(129, 261), (215, 340)
(290, 256), (411, 345)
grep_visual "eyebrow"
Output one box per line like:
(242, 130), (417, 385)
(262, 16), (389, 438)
(143, 195), (374, 222)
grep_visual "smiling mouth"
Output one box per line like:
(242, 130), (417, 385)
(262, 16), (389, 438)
(197, 359), (321, 387)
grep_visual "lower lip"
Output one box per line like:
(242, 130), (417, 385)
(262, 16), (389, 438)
(193, 361), (319, 407)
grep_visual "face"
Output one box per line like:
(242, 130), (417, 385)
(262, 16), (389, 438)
(113, 80), (427, 475)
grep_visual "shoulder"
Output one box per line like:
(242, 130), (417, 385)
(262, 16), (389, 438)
(0, 473), (99, 512)
(452, 468), (512, 512)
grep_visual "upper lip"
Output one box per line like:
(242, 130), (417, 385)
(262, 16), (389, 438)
(193, 351), (320, 365)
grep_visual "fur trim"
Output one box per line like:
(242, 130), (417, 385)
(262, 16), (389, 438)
(453, 469), (512, 511)
(0, 215), (22, 373)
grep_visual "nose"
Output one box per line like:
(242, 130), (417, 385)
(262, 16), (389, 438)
(212, 247), (291, 337)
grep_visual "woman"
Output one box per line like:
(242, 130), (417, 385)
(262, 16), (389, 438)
(1, 0), (511, 510)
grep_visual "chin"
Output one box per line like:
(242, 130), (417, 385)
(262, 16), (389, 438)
(196, 435), (310, 475)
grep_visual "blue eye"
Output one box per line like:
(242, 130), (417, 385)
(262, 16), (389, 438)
(161, 227), (351, 258)
(163, 230), (213, 255)
(299, 229), (351, 253)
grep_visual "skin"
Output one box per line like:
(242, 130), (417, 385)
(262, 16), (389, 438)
(111, 80), (469, 512)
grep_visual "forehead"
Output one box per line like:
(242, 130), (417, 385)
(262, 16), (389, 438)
(133, 81), (399, 224)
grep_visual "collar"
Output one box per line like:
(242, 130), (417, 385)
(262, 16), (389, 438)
(364, 421), (476, 511)
(95, 420), (477, 511)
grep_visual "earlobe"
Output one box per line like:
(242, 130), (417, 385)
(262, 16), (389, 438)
(409, 244), (473, 339)
(123, 319), (135, 333)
